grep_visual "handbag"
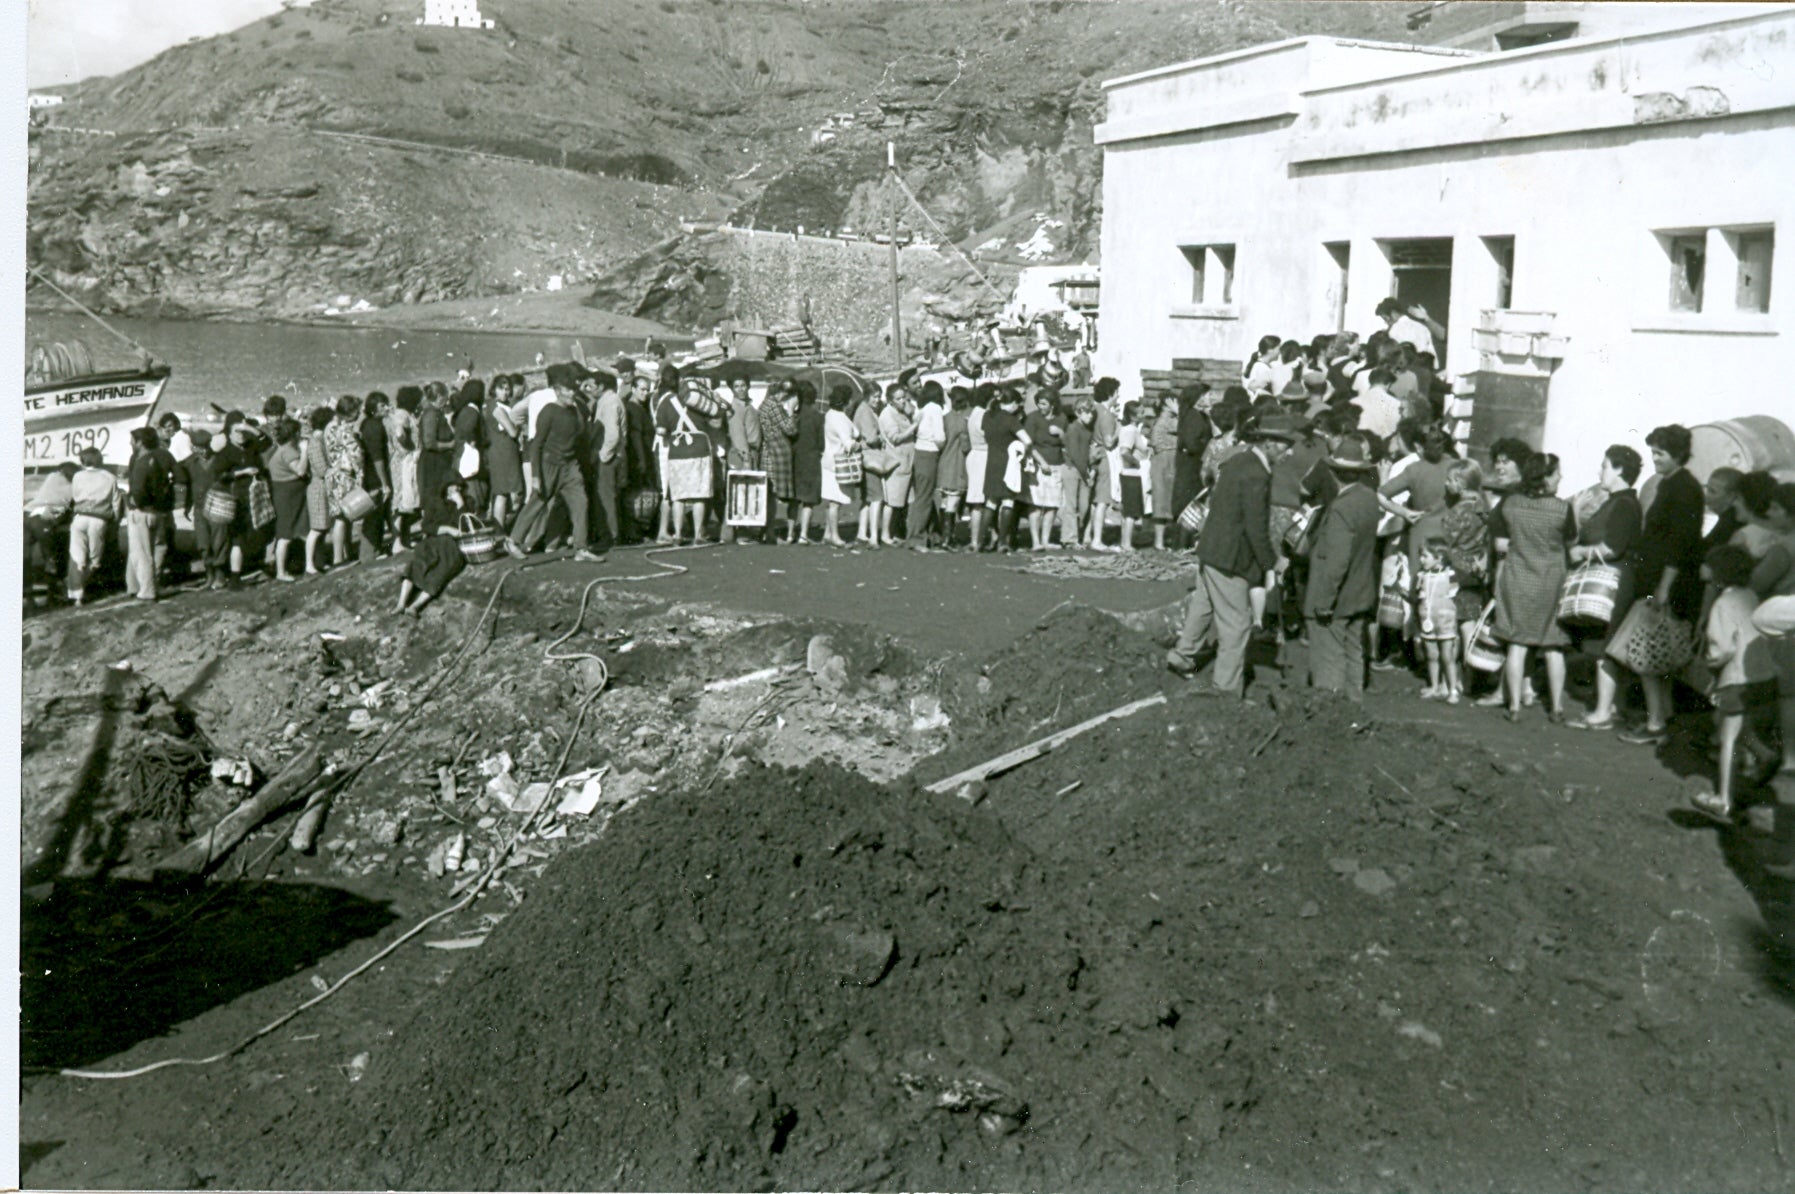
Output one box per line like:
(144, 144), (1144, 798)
(203, 486), (239, 526)
(863, 447), (898, 477)
(1557, 560), (1621, 628)
(247, 476), (276, 530)
(1283, 506), (1316, 558)
(1177, 488), (1210, 533)
(339, 486), (376, 522)
(457, 513), (502, 565)
(1606, 597), (1695, 676)
(833, 447), (864, 486)
(1378, 582), (1411, 631)
(457, 441), (482, 479)
(1465, 601), (1505, 672)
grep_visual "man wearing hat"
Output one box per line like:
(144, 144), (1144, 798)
(1303, 434), (1382, 699)
(1167, 413), (1299, 695)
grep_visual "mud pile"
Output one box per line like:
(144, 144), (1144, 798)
(251, 764), (1197, 1192)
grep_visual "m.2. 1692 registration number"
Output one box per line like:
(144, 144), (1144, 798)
(25, 426), (112, 462)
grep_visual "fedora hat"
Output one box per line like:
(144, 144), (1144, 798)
(1243, 413), (1303, 443)
(1326, 436), (1378, 471)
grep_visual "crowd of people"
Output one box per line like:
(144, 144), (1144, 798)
(19, 304), (1795, 849)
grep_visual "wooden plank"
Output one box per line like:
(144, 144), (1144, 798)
(923, 693), (1168, 796)
(146, 745), (324, 875)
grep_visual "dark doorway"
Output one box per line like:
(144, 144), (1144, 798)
(1385, 238), (1454, 364)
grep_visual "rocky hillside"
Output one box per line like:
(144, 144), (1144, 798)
(29, 0), (1425, 328)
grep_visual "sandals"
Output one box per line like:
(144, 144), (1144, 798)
(1619, 726), (1668, 747)
(1687, 790), (1736, 827)
(1566, 715), (1615, 732)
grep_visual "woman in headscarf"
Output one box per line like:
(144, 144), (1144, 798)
(206, 411), (267, 588)
(792, 381), (825, 545)
(758, 379), (799, 543)
(324, 393), (367, 569)
(820, 384), (861, 548)
(484, 374), (525, 529)
(450, 378), (489, 518)
(1172, 383), (1213, 549)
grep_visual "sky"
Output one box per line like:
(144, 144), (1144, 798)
(27, 0), (289, 88)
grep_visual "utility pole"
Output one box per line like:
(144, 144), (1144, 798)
(888, 141), (903, 373)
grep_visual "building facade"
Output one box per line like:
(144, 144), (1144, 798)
(1093, 7), (1795, 489)
(417, 0), (494, 30)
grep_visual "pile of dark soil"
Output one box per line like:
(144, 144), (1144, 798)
(192, 607), (1791, 1192)
(243, 766), (1199, 1192)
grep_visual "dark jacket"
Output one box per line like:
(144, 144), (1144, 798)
(1197, 447), (1277, 581)
(1304, 481), (1381, 618)
(128, 447), (178, 513)
(1629, 466), (1705, 620)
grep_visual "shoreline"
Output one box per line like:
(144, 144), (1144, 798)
(26, 289), (695, 346)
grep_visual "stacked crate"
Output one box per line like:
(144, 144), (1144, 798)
(770, 324), (822, 360)
(1139, 357), (1241, 402)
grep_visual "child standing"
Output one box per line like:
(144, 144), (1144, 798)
(1415, 538), (1462, 703)
(1690, 545), (1777, 823)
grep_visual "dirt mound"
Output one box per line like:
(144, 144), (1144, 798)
(247, 765), (1197, 1192)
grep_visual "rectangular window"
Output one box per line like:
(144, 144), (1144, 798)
(1667, 233), (1706, 312)
(1734, 228), (1774, 313)
(1179, 243), (1236, 308)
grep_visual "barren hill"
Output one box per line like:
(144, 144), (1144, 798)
(30, 0), (1426, 328)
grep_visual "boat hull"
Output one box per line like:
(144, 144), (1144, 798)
(24, 367), (171, 472)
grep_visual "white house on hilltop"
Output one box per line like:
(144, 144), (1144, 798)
(417, 0), (494, 29)
(28, 94), (65, 110)
(1093, 5), (1795, 491)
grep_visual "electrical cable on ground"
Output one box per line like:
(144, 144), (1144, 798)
(55, 541), (719, 1081)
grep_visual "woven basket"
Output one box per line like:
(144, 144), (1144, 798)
(457, 513), (502, 565)
(1177, 490), (1209, 533)
(1378, 582), (1411, 631)
(1465, 602), (1505, 672)
(203, 486), (238, 526)
(1557, 561), (1621, 628)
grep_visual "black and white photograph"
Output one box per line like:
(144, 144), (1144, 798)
(12, 0), (1795, 1189)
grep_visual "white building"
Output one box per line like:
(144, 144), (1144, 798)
(417, 0), (494, 29)
(28, 94), (65, 110)
(1093, 6), (1795, 490)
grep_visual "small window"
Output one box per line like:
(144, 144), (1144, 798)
(1667, 233), (1706, 312)
(1181, 246), (1207, 304)
(1324, 241), (1351, 332)
(1179, 243), (1236, 308)
(1734, 229), (1774, 313)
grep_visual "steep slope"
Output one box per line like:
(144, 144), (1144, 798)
(31, 0), (1427, 326)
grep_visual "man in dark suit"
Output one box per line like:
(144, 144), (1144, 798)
(1304, 435), (1382, 699)
(1167, 414), (1300, 695)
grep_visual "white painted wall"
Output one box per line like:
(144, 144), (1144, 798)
(1094, 12), (1795, 492)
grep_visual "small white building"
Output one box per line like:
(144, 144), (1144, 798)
(417, 0), (494, 29)
(1094, 6), (1795, 489)
(28, 94), (65, 110)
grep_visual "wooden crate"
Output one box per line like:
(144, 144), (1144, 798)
(726, 470), (769, 526)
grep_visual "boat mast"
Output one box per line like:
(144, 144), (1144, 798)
(888, 142), (903, 375)
(26, 264), (160, 363)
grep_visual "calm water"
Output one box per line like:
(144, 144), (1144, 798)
(25, 312), (660, 419)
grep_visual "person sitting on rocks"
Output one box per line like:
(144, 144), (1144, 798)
(397, 480), (469, 618)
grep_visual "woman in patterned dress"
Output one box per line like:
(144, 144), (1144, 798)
(385, 386), (422, 547)
(1491, 452), (1575, 722)
(303, 405), (333, 574)
(324, 393), (366, 569)
(758, 381), (799, 543)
